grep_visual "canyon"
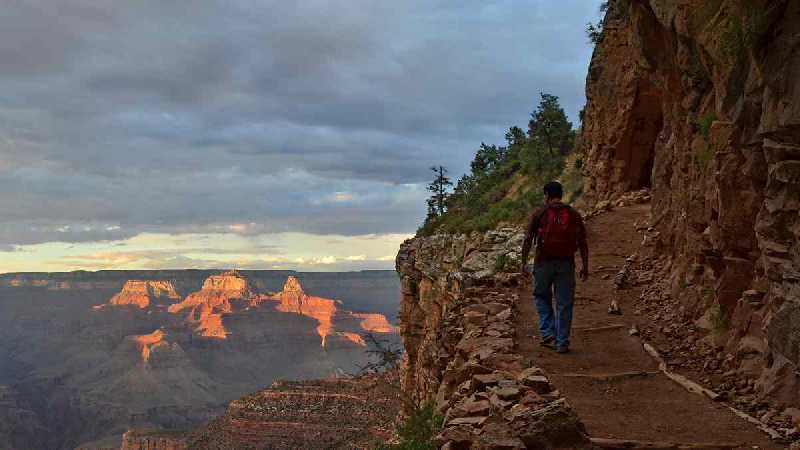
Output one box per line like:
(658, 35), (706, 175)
(5, 1), (800, 448)
(0, 270), (398, 450)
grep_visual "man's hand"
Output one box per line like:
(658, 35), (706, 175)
(579, 266), (589, 281)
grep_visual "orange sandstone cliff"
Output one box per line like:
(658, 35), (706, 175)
(108, 280), (181, 309)
(127, 329), (167, 364)
(269, 276), (338, 346)
(270, 275), (398, 347)
(167, 271), (257, 339)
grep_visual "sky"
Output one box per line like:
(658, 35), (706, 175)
(0, 0), (601, 273)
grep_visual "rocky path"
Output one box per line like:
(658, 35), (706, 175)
(516, 203), (783, 449)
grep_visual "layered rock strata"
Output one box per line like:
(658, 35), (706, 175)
(396, 231), (590, 448)
(184, 373), (399, 449)
(581, 0), (800, 407)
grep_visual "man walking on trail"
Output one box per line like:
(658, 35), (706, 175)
(520, 181), (589, 354)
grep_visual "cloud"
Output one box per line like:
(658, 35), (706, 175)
(0, 0), (600, 262)
(0, 231), (409, 272)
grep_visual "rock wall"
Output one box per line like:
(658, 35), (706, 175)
(396, 231), (590, 448)
(581, 0), (800, 406)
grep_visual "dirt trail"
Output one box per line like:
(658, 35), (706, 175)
(516, 203), (782, 449)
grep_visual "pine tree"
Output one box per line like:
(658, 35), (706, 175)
(528, 93), (574, 156)
(427, 166), (452, 217)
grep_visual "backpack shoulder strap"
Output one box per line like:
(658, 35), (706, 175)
(535, 205), (552, 227)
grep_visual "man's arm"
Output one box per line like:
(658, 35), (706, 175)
(575, 210), (589, 280)
(520, 208), (542, 272)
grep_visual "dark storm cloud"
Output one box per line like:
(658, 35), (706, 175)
(0, 0), (600, 247)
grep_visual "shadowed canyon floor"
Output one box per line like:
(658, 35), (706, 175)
(517, 203), (782, 448)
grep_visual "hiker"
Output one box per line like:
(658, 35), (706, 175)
(520, 181), (589, 354)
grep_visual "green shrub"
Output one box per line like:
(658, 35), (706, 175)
(709, 304), (730, 333)
(586, 21), (603, 45)
(698, 113), (716, 140)
(494, 253), (509, 273)
(379, 403), (444, 450)
(416, 94), (575, 236)
(719, 5), (770, 61)
(720, 17), (746, 60)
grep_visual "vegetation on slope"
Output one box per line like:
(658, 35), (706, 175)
(418, 93), (581, 236)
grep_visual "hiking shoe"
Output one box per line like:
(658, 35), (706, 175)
(555, 346), (570, 354)
(539, 336), (555, 349)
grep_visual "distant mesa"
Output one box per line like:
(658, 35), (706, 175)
(270, 275), (398, 347)
(126, 328), (190, 368)
(353, 313), (398, 334)
(269, 276), (338, 346)
(107, 280), (181, 309)
(168, 270), (255, 315)
(104, 272), (398, 346)
(167, 270), (257, 339)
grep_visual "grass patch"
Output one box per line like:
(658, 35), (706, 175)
(561, 158), (584, 204)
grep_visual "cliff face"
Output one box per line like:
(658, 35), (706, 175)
(581, 0), (800, 406)
(396, 229), (523, 404)
(396, 231), (590, 448)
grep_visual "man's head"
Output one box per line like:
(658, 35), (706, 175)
(543, 181), (563, 203)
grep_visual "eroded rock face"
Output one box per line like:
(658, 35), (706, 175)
(581, 0), (800, 406)
(396, 232), (590, 448)
(128, 329), (167, 364)
(108, 281), (181, 309)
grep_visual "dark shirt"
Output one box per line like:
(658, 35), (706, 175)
(521, 202), (588, 266)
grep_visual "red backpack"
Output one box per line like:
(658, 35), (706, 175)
(538, 205), (578, 258)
